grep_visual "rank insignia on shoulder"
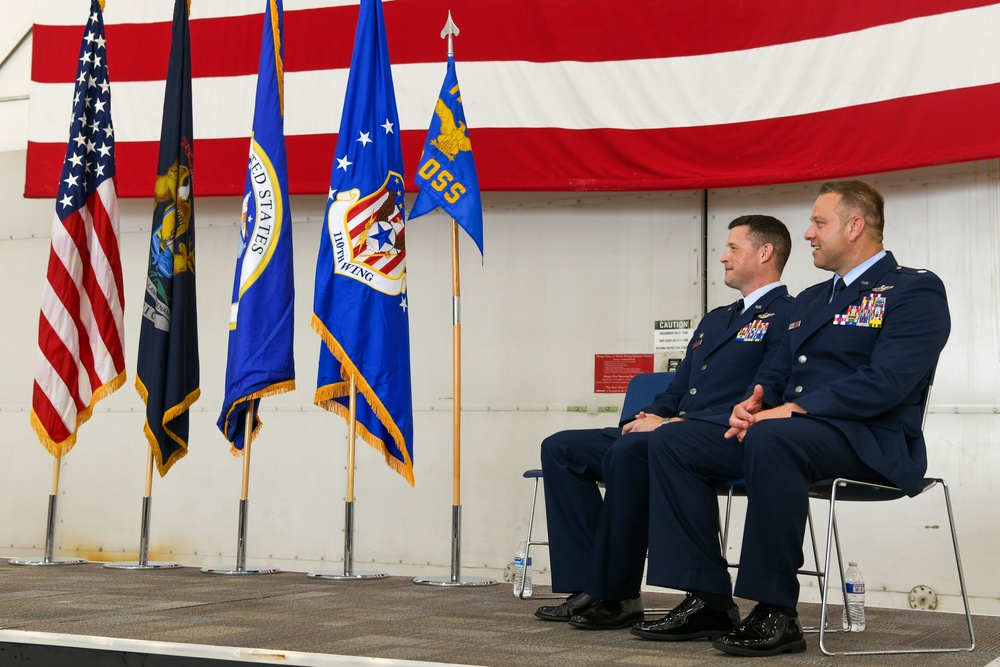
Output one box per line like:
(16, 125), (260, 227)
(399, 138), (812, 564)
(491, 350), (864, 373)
(757, 312), (775, 319)
(788, 320), (801, 330)
(871, 284), (894, 293)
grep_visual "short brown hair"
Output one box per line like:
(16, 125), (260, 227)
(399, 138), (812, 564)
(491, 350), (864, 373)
(729, 214), (792, 273)
(818, 180), (885, 242)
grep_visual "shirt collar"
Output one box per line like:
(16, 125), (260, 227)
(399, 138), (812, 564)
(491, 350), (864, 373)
(837, 249), (887, 288)
(741, 281), (783, 311)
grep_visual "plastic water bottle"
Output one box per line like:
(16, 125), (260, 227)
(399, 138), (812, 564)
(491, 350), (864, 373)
(842, 561), (866, 631)
(513, 540), (533, 598)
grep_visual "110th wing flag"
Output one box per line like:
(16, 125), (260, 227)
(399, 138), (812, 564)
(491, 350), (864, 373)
(312, 0), (414, 485)
(218, 0), (296, 453)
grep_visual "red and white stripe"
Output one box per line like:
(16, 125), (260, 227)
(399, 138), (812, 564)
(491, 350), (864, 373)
(32, 178), (126, 457)
(26, 0), (1000, 196)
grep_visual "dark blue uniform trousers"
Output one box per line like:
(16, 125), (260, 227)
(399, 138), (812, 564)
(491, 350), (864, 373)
(646, 416), (888, 609)
(540, 427), (651, 600)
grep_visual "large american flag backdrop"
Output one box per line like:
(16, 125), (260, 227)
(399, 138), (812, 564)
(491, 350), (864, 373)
(26, 0), (1000, 197)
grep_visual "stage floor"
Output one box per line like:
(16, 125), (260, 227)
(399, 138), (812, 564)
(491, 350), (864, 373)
(0, 560), (996, 666)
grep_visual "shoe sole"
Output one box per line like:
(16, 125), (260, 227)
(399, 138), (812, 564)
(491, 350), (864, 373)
(568, 614), (645, 631)
(711, 638), (808, 656)
(629, 627), (729, 641)
(534, 612), (571, 622)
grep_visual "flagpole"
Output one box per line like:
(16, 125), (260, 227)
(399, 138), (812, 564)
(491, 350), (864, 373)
(450, 221), (463, 577)
(105, 449), (181, 570)
(309, 375), (388, 580)
(10, 457), (87, 566)
(413, 13), (495, 588)
(202, 406), (279, 575)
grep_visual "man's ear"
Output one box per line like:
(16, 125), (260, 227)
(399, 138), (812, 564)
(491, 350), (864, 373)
(759, 242), (774, 264)
(847, 215), (866, 242)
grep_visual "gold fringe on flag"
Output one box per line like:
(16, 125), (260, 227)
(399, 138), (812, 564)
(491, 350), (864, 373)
(220, 380), (296, 457)
(311, 314), (414, 486)
(30, 370), (126, 459)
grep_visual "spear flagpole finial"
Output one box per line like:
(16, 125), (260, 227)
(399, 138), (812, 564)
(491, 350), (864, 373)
(441, 11), (459, 58)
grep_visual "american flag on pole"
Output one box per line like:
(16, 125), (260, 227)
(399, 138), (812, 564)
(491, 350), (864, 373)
(30, 0), (126, 458)
(26, 0), (1000, 197)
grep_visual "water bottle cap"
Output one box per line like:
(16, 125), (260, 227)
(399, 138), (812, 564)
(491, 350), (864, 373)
(526, 557), (532, 566)
(849, 561), (857, 566)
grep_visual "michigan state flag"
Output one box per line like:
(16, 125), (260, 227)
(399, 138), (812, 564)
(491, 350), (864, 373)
(218, 0), (295, 453)
(136, 0), (199, 476)
(409, 54), (483, 257)
(312, 0), (413, 485)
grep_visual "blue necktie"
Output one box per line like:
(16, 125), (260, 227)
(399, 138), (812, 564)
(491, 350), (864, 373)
(830, 277), (845, 303)
(729, 298), (744, 327)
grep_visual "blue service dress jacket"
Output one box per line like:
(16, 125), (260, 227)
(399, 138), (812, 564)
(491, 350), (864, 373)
(636, 286), (795, 425)
(752, 252), (951, 496)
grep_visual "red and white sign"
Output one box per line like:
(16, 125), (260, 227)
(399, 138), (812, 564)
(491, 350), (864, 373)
(594, 354), (654, 394)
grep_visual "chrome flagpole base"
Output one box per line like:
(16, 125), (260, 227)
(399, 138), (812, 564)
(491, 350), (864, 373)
(413, 505), (498, 587)
(104, 561), (182, 570)
(412, 574), (497, 587)
(8, 557), (88, 566)
(200, 565), (281, 575)
(307, 569), (389, 580)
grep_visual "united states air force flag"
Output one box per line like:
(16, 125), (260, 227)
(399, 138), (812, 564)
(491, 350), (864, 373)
(312, 0), (413, 485)
(136, 0), (199, 477)
(408, 54), (484, 257)
(218, 0), (295, 454)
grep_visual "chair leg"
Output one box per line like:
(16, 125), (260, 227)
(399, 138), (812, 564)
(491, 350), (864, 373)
(720, 487), (736, 567)
(937, 479), (977, 652)
(519, 477), (541, 600)
(819, 478), (977, 656)
(818, 482), (844, 654)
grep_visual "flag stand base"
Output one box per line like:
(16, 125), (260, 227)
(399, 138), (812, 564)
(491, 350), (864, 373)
(412, 574), (497, 587)
(200, 566), (281, 575)
(105, 495), (181, 570)
(308, 501), (388, 581)
(104, 561), (182, 570)
(307, 569), (388, 580)
(12, 493), (87, 566)
(413, 506), (497, 587)
(9, 557), (87, 566)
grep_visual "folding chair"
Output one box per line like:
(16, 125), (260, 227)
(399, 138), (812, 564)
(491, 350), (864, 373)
(716, 376), (976, 655)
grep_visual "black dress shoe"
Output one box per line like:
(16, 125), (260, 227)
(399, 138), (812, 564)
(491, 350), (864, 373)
(629, 594), (739, 641)
(534, 592), (598, 621)
(568, 597), (644, 630)
(712, 604), (806, 656)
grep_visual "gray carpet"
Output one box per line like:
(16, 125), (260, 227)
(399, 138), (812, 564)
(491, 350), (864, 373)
(0, 561), (994, 666)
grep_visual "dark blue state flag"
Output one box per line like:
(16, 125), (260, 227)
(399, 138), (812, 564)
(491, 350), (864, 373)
(135, 0), (199, 476)
(312, 0), (413, 484)
(218, 0), (295, 453)
(408, 55), (484, 257)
